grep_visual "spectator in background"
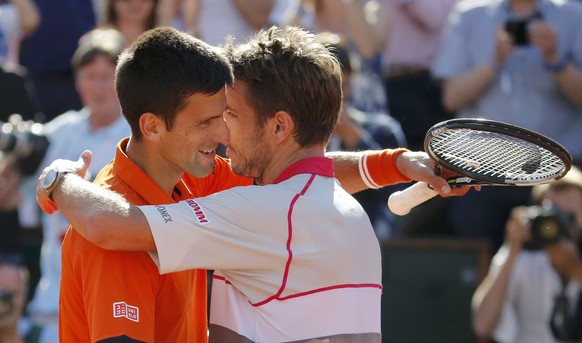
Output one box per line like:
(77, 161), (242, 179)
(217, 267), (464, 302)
(21, 28), (129, 343)
(472, 166), (582, 343)
(380, 0), (456, 152)
(18, 0), (96, 122)
(98, 0), (159, 46)
(156, 0), (198, 32)
(281, 0), (391, 113)
(188, 0), (275, 46)
(0, 0), (40, 315)
(321, 31), (407, 240)
(0, 0), (38, 118)
(0, 260), (28, 343)
(0, 0), (40, 66)
(431, 0), (582, 251)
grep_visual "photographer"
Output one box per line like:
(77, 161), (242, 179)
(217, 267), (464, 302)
(0, 258), (28, 343)
(472, 166), (582, 343)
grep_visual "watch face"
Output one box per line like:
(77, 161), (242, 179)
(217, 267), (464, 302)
(43, 169), (59, 190)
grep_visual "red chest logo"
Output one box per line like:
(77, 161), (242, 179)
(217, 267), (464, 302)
(184, 199), (209, 224)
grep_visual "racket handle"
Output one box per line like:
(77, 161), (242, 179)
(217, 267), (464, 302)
(387, 182), (439, 216)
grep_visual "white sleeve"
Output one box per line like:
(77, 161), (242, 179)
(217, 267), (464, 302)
(0, 5), (21, 38)
(139, 188), (288, 275)
(489, 247), (519, 343)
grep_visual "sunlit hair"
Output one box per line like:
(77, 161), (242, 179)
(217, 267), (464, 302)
(224, 25), (342, 147)
(317, 31), (353, 74)
(115, 27), (233, 140)
(71, 28), (125, 74)
(532, 165), (582, 203)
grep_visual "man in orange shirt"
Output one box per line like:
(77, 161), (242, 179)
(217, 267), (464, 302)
(55, 27), (463, 343)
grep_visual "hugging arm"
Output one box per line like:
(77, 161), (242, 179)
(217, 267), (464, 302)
(36, 151), (156, 251)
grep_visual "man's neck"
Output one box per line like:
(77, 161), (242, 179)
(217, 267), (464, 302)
(0, 329), (23, 343)
(258, 144), (325, 185)
(509, 0), (538, 16)
(125, 137), (183, 196)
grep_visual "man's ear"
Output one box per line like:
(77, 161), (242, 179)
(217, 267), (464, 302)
(271, 111), (295, 144)
(139, 113), (163, 141)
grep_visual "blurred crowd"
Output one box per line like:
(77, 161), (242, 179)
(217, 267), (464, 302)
(0, 0), (581, 342)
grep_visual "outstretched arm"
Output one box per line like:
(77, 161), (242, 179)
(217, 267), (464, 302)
(37, 151), (156, 252)
(39, 149), (470, 252)
(328, 149), (469, 196)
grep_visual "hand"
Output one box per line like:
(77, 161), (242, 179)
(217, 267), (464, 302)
(505, 207), (531, 253)
(36, 150), (92, 214)
(494, 27), (514, 68)
(395, 151), (477, 197)
(529, 21), (559, 64)
(545, 240), (582, 281)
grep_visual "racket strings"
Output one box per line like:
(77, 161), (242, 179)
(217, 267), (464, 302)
(430, 129), (565, 184)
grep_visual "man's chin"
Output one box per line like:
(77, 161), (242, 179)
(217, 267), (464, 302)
(187, 164), (215, 178)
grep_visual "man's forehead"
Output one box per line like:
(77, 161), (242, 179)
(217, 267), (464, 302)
(226, 81), (249, 108)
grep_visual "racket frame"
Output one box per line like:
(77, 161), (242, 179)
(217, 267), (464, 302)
(425, 118), (573, 187)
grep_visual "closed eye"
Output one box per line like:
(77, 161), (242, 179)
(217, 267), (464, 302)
(200, 114), (224, 127)
(225, 110), (237, 119)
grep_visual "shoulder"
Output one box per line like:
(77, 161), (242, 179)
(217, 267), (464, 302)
(553, 0), (582, 19)
(94, 166), (147, 205)
(44, 108), (88, 133)
(451, 0), (498, 19)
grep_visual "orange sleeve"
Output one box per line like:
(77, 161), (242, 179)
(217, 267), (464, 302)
(79, 240), (160, 342)
(359, 148), (412, 188)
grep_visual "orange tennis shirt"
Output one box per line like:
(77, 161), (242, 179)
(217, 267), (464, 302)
(59, 138), (252, 342)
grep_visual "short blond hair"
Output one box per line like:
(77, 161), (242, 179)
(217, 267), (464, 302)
(532, 165), (582, 203)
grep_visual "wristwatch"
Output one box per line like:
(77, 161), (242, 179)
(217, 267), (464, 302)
(42, 168), (73, 201)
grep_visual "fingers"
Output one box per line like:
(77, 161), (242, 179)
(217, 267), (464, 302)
(76, 150), (93, 179)
(428, 175), (452, 196)
(35, 150), (93, 215)
(36, 187), (57, 215)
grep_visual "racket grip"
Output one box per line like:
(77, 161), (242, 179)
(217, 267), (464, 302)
(387, 182), (439, 216)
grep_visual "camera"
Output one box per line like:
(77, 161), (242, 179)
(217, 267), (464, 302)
(0, 120), (49, 176)
(0, 288), (14, 319)
(523, 202), (572, 251)
(504, 11), (543, 46)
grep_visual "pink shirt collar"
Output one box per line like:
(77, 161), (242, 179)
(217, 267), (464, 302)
(273, 157), (334, 184)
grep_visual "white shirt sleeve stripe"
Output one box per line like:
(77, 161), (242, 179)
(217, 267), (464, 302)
(358, 154), (381, 189)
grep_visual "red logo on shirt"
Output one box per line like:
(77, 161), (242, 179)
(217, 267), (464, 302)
(113, 301), (139, 322)
(184, 199), (209, 224)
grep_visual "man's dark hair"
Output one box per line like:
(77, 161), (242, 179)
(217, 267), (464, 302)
(115, 27), (233, 140)
(225, 25), (342, 147)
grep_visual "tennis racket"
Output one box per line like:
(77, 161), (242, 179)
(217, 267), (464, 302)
(388, 118), (573, 216)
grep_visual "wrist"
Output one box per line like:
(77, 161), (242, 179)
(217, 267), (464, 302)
(359, 148), (411, 189)
(42, 168), (74, 201)
(543, 55), (568, 74)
